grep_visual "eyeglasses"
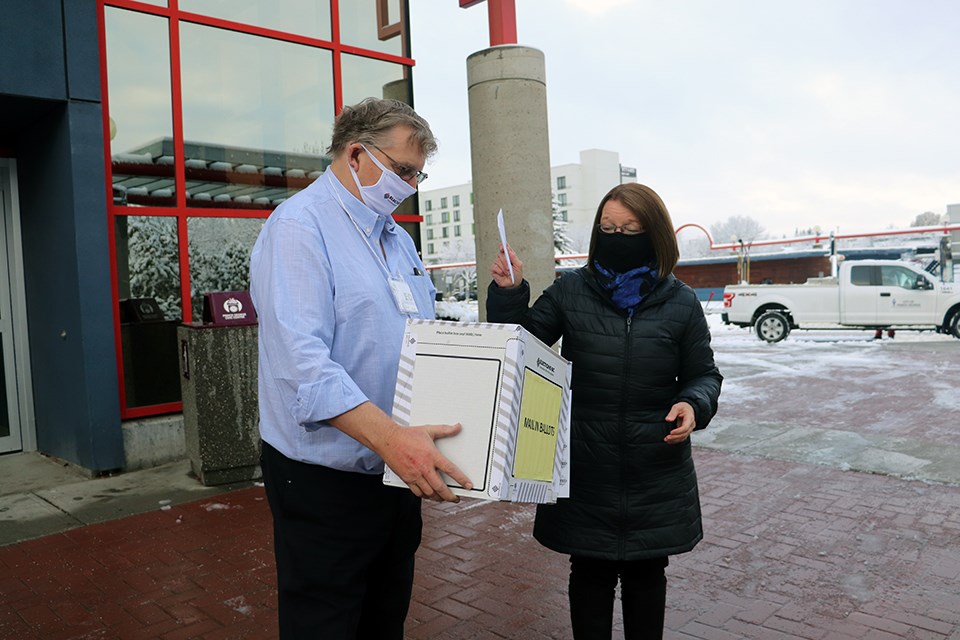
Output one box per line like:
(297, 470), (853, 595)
(372, 145), (428, 185)
(597, 223), (644, 236)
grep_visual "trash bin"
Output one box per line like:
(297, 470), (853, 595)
(119, 297), (181, 407)
(178, 290), (260, 486)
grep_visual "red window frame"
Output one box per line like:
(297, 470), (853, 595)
(97, 0), (420, 419)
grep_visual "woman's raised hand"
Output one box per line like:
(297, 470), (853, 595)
(491, 243), (523, 289)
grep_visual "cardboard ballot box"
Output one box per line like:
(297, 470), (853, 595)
(385, 320), (572, 504)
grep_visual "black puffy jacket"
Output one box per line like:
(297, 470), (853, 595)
(487, 268), (722, 561)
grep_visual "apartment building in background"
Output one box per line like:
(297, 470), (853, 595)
(419, 149), (637, 264)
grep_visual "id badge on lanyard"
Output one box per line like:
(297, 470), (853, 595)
(389, 274), (420, 315)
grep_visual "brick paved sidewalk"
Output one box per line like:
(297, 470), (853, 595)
(3, 449), (959, 639)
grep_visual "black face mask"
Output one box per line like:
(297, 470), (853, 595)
(593, 232), (656, 274)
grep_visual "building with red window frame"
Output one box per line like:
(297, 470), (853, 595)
(0, 1), (424, 474)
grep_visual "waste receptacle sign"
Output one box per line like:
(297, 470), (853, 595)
(203, 291), (257, 325)
(513, 369), (562, 482)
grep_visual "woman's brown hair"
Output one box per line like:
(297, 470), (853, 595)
(587, 183), (679, 278)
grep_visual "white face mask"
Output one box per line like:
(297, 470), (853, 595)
(347, 144), (417, 217)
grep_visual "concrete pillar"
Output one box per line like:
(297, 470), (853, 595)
(467, 46), (554, 321)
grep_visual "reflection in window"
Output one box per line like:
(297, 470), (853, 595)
(116, 215), (182, 319)
(116, 215), (182, 409)
(188, 218), (265, 323)
(338, 0), (404, 56)
(179, 0), (332, 41)
(105, 8), (175, 207)
(341, 53), (408, 110)
(180, 23), (334, 208)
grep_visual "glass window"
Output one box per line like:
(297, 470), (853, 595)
(441, 211), (449, 224)
(425, 200), (432, 211)
(426, 228), (434, 240)
(880, 266), (922, 289)
(425, 214), (433, 224)
(559, 210), (568, 221)
(557, 176), (567, 189)
(442, 227), (449, 238)
(341, 53), (409, 109)
(180, 23), (334, 209)
(440, 197), (448, 209)
(105, 8), (175, 207)
(116, 215), (182, 319)
(115, 215), (182, 409)
(179, 0), (332, 41)
(470, 192), (474, 204)
(453, 210), (460, 222)
(454, 226), (461, 237)
(850, 266), (873, 286)
(188, 217), (265, 322)
(558, 193), (568, 206)
(452, 194), (460, 206)
(338, 0), (404, 57)
(428, 243), (434, 254)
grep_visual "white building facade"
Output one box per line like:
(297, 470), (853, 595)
(419, 149), (637, 264)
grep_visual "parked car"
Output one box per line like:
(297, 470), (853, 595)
(722, 260), (960, 342)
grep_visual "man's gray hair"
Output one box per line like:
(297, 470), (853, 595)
(328, 97), (437, 158)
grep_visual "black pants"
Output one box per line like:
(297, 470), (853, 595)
(261, 442), (422, 640)
(568, 555), (669, 640)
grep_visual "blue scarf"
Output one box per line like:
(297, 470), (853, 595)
(594, 262), (659, 315)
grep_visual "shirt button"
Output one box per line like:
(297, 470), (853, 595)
(365, 227), (372, 234)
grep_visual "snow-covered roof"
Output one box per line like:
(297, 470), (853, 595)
(111, 137), (331, 209)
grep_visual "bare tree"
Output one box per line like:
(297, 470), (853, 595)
(710, 215), (766, 245)
(911, 211), (944, 227)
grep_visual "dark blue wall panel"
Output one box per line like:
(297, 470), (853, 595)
(17, 102), (123, 472)
(64, 0), (102, 102)
(4, 1), (122, 472)
(0, 1), (67, 100)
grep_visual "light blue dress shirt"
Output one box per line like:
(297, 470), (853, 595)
(250, 171), (435, 473)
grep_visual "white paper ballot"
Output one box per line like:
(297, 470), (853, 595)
(496, 208), (515, 284)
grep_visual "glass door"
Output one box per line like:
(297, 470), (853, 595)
(0, 166), (24, 453)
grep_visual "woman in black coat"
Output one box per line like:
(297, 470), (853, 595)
(487, 183), (722, 640)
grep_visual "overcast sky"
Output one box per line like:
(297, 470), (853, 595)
(407, 0), (960, 238)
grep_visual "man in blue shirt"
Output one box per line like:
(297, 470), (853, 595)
(250, 98), (473, 639)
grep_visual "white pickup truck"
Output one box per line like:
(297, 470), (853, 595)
(722, 260), (960, 342)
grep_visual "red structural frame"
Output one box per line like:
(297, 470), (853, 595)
(97, 0), (419, 419)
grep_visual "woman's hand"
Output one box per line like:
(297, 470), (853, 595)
(664, 401), (696, 444)
(491, 243), (524, 289)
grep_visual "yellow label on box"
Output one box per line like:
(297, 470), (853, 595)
(513, 369), (562, 482)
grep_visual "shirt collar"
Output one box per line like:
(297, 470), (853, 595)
(325, 171), (396, 239)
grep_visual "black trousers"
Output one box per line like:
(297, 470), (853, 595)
(568, 555), (669, 640)
(261, 442), (422, 640)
